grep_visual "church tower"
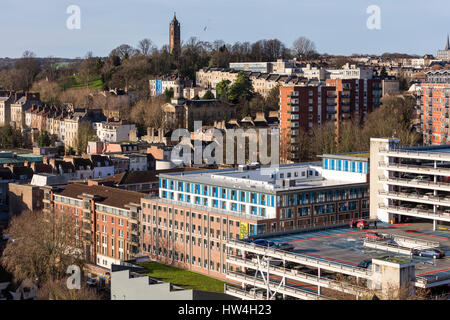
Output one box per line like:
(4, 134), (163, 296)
(169, 13), (181, 55)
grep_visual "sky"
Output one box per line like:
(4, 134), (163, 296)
(0, 0), (449, 58)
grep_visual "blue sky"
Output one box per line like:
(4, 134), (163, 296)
(0, 0), (449, 58)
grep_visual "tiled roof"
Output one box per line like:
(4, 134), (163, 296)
(53, 184), (145, 209)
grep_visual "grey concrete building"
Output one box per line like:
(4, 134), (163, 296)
(110, 268), (233, 300)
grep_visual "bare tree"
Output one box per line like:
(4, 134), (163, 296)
(0, 210), (85, 287)
(37, 278), (101, 300)
(292, 37), (317, 59)
(138, 38), (156, 56)
(78, 51), (99, 88)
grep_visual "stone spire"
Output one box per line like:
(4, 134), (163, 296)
(446, 34), (449, 51)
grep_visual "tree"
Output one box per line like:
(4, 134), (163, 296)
(14, 50), (41, 90)
(77, 121), (98, 154)
(130, 97), (166, 130)
(201, 90), (215, 100)
(380, 66), (388, 79)
(0, 124), (28, 149)
(37, 278), (101, 300)
(37, 130), (51, 148)
(264, 85), (280, 112)
(31, 80), (61, 106)
(78, 52), (99, 88)
(163, 88), (174, 101)
(137, 38), (156, 56)
(109, 44), (137, 61)
(227, 71), (254, 104)
(216, 79), (231, 101)
(0, 210), (85, 287)
(292, 37), (317, 60)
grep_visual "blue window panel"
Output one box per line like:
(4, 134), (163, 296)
(323, 159), (328, 169)
(331, 159), (335, 170)
(250, 225), (257, 236)
(258, 194), (261, 205)
(159, 179), (162, 188)
(351, 161), (356, 172)
(363, 162), (368, 174)
(358, 162), (363, 173)
(343, 160), (348, 171)
(337, 160), (342, 171)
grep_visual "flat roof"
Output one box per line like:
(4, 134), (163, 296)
(159, 163), (367, 194)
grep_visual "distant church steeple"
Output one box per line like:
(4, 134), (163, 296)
(446, 34), (449, 51)
(169, 13), (181, 55)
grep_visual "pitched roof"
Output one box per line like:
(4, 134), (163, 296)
(100, 167), (203, 186)
(53, 184), (145, 209)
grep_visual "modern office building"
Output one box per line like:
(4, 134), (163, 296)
(370, 137), (450, 229)
(140, 157), (370, 280)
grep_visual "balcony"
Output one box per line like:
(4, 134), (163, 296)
(341, 106), (351, 113)
(326, 107), (336, 114)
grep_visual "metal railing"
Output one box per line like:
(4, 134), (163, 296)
(226, 239), (372, 279)
(227, 255), (370, 296)
(226, 270), (330, 300)
(379, 176), (450, 190)
(378, 204), (450, 221)
(378, 190), (450, 206)
(379, 162), (450, 175)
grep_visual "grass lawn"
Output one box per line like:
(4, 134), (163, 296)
(139, 262), (228, 293)
(60, 75), (104, 90)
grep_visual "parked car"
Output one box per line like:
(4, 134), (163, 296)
(275, 242), (295, 252)
(251, 239), (276, 248)
(413, 248), (445, 259)
(350, 219), (369, 229)
(357, 259), (373, 269)
(365, 232), (384, 241)
(416, 204), (429, 210)
(86, 278), (97, 287)
(412, 175), (430, 182)
(401, 173), (415, 180)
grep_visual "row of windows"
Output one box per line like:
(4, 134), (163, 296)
(142, 204), (241, 227)
(278, 188), (368, 207)
(142, 245), (239, 273)
(322, 158), (368, 173)
(160, 179), (275, 206)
